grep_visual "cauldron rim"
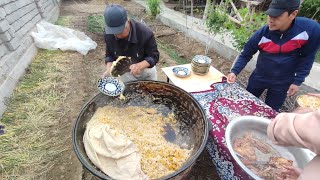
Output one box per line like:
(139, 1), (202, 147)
(72, 80), (209, 179)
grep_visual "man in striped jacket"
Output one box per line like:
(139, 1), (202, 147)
(227, 0), (320, 111)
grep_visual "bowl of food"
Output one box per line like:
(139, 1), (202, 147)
(225, 116), (315, 180)
(73, 81), (209, 180)
(172, 67), (191, 78)
(296, 94), (320, 109)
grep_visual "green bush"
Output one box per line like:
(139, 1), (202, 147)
(206, 6), (228, 35)
(225, 9), (267, 51)
(147, 0), (160, 17)
(299, 0), (320, 21)
(206, 5), (267, 51)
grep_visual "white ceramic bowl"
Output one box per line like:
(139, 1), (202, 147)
(172, 67), (191, 78)
(97, 77), (124, 96)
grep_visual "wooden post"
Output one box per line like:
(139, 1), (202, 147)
(228, 15), (242, 25)
(191, 0), (194, 17)
(178, 0), (182, 10)
(230, 1), (243, 21)
(183, 0), (185, 13)
(244, 0), (250, 21)
(203, 0), (211, 20)
(250, 6), (255, 22)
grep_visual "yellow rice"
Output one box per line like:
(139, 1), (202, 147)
(89, 106), (192, 179)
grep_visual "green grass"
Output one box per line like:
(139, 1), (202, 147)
(316, 50), (320, 63)
(147, 0), (161, 17)
(55, 16), (72, 27)
(157, 41), (189, 64)
(87, 15), (105, 33)
(0, 50), (69, 179)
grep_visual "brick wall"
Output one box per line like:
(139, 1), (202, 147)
(0, 0), (60, 116)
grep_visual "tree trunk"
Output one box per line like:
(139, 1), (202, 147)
(203, 0), (211, 20)
(178, 0), (182, 10)
(191, 0), (194, 17)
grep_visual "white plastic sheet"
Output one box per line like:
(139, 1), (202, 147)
(31, 21), (97, 55)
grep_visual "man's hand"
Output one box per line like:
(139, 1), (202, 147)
(129, 64), (143, 76)
(287, 84), (300, 96)
(227, 72), (237, 83)
(102, 62), (113, 78)
(129, 60), (150, 76)
(102, 70), (111, 78)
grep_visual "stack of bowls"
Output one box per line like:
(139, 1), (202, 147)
(191, 55), (212, 75)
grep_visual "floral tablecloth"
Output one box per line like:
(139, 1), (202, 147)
(191, 81), (277, 179)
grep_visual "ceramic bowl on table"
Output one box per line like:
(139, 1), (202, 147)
(97, 77), (125, 96)
(172, 67), (191, 78)
(225, 116), (315, 180)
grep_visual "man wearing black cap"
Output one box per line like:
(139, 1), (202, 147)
(102, 4), (159, 82)
(227, 0), (320, 111)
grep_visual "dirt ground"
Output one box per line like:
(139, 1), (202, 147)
(52, 0), (224, 179)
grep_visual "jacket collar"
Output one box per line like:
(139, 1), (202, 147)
(128, 19), (138, 43)
(114, 19), (138, 43)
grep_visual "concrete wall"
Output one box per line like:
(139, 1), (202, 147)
(0, 0), (60, 117)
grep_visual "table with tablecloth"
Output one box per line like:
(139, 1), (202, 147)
(191, 81), (277, 179)
(162, 65), (277, 179)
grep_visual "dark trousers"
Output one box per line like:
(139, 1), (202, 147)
(246, 72), (292, 111)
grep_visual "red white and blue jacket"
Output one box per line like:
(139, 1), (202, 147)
(231, 17), (320, 86)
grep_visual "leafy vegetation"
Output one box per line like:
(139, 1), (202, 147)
(147, 0), (161, 17)
(299, 0), (320, 21)
(206, 5), (228, 36)
(87, 15), (105, 33)
(225, 8), (267, 51)
(206, 5), (266, 51)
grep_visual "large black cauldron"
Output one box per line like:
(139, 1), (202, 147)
(72, 81), (209, 179)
